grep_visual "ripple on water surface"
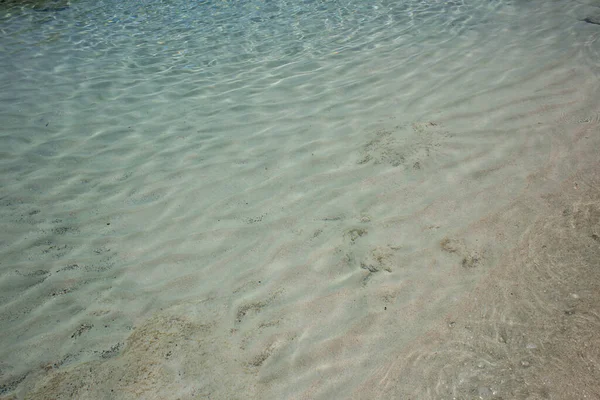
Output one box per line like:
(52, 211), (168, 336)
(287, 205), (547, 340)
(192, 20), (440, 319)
(1, 0), (600, 398)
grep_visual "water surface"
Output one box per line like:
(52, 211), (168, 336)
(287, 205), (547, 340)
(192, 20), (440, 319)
(1, 0), (600, 398)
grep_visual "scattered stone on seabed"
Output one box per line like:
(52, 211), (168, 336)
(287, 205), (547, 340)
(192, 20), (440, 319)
(462, 253), (480, 268)
(71, 323), (93, 338)
(360, 262), (379, 273)
(345, 227), (368, 243)
(100, 343), (123, 359)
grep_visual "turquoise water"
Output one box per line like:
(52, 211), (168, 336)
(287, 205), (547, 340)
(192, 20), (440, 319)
(1, 0), (600, 398)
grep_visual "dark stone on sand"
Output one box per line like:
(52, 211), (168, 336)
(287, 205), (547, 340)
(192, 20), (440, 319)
(101, 343), (123, 359)
(71, 323), (93, 338)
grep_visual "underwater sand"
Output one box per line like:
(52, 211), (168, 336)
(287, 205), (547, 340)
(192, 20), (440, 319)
(1, 0), (600, 398)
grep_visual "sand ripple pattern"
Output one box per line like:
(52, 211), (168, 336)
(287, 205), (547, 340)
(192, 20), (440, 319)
(1, 0), (600, 398)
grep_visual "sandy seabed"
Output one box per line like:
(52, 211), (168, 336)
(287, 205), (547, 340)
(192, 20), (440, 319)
(1, 0), (600, 399)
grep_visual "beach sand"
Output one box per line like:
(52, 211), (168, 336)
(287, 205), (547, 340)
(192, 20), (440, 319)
(1, 0), (600, 398)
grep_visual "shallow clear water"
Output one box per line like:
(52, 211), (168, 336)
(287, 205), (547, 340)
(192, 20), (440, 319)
(1, 0), (600, 398)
